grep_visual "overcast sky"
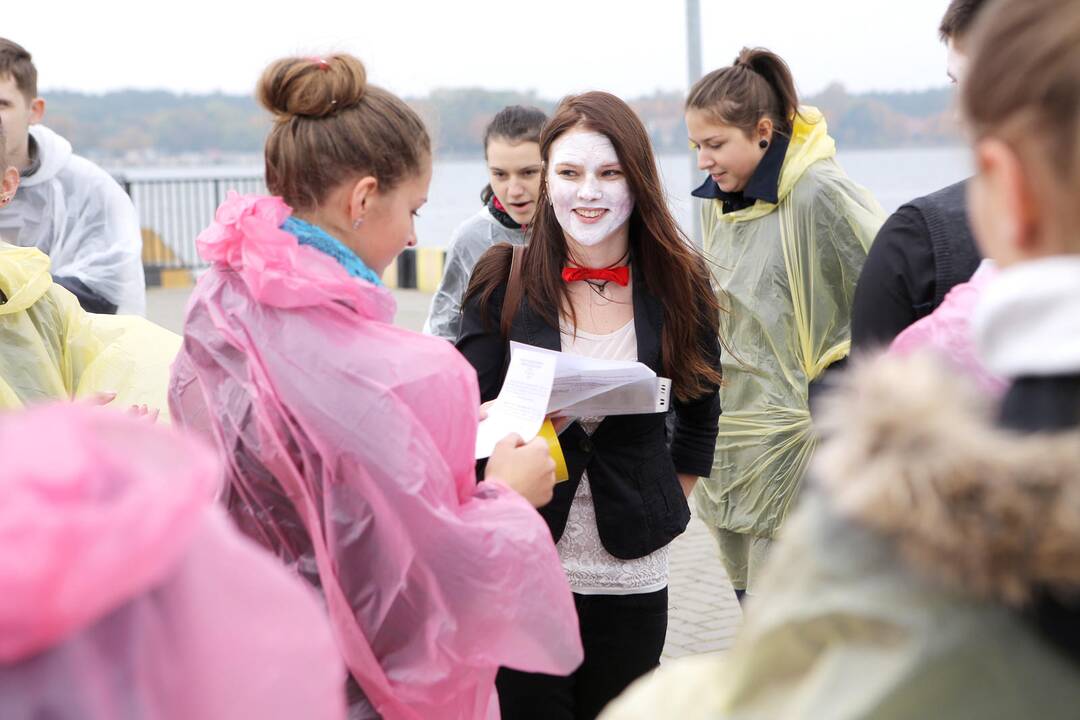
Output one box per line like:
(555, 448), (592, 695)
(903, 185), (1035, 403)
(7, 1), (952, 99)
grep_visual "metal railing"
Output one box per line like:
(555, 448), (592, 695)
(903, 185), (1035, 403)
(116, 171), (444, 290)
(117, 172), (266, 270)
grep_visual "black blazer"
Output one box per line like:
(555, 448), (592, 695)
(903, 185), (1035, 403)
(456, 259), (722, 560)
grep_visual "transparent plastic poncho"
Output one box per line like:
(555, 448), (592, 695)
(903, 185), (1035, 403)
(0, 245), (178, 417)
(693, 108), (884, 566)
(170, 194), (582, 720)
(424, 207), (525, 340)
(0, 125), (146, 315)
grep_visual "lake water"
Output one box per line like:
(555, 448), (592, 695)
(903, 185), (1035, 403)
(414, 146), (971, 247)
(120, 146), (971, 255)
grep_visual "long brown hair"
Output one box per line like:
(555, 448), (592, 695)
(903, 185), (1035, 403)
(468, 91), (722, 401)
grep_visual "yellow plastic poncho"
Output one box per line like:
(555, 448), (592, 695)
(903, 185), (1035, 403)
(0, 245), (179, 417)
(693, 107), (884, 591)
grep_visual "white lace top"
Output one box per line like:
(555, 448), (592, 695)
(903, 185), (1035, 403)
(555, 318), (671, 596)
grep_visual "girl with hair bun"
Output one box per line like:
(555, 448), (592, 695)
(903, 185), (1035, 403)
(169, 53), (582, 720)
(685, 47), (884, 598)
(425, 105), (547, 340)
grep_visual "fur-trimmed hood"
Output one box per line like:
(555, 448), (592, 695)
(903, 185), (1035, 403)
(813, 353), (1080, 606)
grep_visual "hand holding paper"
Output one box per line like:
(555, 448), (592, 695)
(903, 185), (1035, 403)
(474, 342), (671, 458)
(485, 434), (558, 507)
(475, 348), (556, 459)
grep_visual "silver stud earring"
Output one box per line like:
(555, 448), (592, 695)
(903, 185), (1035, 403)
(352, 218), (364, 229)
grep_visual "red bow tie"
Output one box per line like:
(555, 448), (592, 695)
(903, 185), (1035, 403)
(561, 265), (630, 286)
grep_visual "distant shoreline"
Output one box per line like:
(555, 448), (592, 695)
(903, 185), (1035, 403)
(49, 84), (962, 164)
(103, 143), (967, 178)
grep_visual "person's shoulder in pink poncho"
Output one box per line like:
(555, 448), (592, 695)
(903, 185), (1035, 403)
(169, 53), (582, 720)
(890, 259), (1007, 395)
(0, 403), (346, 720)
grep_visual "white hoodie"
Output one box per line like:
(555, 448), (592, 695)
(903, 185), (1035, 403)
(0, 125), (145, 315)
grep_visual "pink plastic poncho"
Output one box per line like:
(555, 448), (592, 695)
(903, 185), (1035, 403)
(169, 193), (582, 720)
(0, 402), (346, 720)
(889, 260), (1006, 395)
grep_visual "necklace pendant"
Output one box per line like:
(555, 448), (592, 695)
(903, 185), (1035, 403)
(584, 279), (612, 304)
(594, 285), (612, 305)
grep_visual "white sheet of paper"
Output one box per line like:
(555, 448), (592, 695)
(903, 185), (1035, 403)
(508, 341), (661, 415)
(475, 347), (557, 459)
(557, 377), (671, 417)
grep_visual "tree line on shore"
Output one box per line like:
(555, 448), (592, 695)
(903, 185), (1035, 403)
(43, 84), (961, 163)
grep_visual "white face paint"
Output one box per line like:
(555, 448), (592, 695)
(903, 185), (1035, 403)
(546, 129), (634, 247)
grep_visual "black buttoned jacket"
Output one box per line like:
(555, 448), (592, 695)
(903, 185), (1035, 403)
(456, 262), (722, 559)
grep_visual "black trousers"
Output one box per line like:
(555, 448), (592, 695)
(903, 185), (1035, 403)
(496, 588), (668, 720)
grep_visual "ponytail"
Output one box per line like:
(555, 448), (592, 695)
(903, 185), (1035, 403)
(686, 47), (801, 137)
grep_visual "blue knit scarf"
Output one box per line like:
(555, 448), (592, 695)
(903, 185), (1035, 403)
(281, 216), (384, 287)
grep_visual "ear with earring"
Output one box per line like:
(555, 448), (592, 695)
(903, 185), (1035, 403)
(351, 217), (364, 230)
(759, 139), (769, 149)
(0, 192), (12, 207)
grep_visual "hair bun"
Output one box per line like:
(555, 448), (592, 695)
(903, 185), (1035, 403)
(257, 53), (368, 120)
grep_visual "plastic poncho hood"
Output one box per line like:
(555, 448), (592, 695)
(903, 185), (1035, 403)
(0, 244), (179, 416)
(694, 107), (884, 557)
(0, 403), (346, 720)
(708, 106), (838, 223)
(0, 125), (145, 314)
(170, 193), (582, 720)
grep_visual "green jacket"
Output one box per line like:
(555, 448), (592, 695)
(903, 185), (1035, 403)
(604, 354), (1080, 720)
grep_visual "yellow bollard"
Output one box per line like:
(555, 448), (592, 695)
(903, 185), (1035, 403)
(415, 248), (446, 293)
(159, 269), (194, 288)
(382, 262), (399, 288)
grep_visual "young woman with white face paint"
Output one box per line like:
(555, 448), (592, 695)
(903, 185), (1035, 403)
(685, 48), (884, 602)
(424, 105), (547, 340)
(458, 91), (723, 720)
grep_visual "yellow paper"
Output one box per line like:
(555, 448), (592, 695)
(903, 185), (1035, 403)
(538, 419), (570, 482)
